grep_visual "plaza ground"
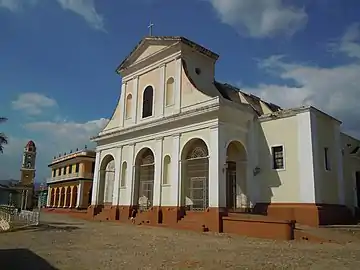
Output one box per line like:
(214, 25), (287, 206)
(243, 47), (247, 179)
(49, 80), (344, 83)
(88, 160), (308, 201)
(1, 212), (360, 269)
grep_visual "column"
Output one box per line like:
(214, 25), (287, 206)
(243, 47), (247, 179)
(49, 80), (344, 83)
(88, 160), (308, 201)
(57, 187), (62, 208)
(112, 146), (123, 205)
(174, 57), (182, 114)
(334, 123), (345, 205)
(209, 125), (226, 208)
(69, 186), (74, 208)
(119, 82), (126, 127)
(91, 151), (101, 205)
(171, 134), (180, 207)
(128, 144), (135, 205)
(132, 76), (139, 124)
(153, 137), (163, 206)
(46, 187), (52, 207)
(76, 181), (84, 208)
(63, 186), (68, 208)
(158, 64), (166, 116)
(52, 188), (57, 207)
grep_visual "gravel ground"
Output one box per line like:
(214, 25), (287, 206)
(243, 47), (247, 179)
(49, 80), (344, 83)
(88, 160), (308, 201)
(1, 212), (360, 270)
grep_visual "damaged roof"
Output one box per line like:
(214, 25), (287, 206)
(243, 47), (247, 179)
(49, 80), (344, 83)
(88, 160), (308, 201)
(214, 81), (282, 115)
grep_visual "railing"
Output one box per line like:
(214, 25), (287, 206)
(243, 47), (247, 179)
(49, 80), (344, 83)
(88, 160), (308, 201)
(0, 205), (40, 232)
(47, 172), (94, 183)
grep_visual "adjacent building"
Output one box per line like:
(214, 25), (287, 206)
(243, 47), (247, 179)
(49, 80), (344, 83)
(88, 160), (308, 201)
(87, 36), (360, 233)
(46, 148), (95, 209)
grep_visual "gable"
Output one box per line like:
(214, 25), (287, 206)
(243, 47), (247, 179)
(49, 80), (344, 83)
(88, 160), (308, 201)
(133, 44), (168, 64)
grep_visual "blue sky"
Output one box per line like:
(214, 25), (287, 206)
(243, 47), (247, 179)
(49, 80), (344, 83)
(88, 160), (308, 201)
(0, 0), (360, 183)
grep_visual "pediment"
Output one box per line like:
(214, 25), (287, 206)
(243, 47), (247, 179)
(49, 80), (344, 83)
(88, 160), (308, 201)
(116, 38), (179, 73)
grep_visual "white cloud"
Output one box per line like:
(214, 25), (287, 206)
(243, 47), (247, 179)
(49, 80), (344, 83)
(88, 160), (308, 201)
(12, 93), (57, 115)
(0, 0), (21, 11)
(56, 0), (105, 31)
(206, 0), (308, 38)
(24, 118), (108, 149)
(0, 0), (104, 31)
(245, 24), (360, 138)
(0, 118), (108, 181)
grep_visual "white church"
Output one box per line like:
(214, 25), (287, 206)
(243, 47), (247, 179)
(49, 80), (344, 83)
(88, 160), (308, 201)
(88, 36), (360, 232)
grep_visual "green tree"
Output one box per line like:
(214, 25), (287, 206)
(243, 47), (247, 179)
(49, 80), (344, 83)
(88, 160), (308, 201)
(0, 117), (8, 153)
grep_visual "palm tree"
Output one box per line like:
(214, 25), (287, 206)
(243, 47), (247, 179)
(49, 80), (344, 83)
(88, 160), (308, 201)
(0, 117), (8, 153)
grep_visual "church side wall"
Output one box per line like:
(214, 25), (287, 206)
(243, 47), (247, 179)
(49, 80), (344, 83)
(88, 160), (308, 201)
(313, 112), (341, 205)
(258, 116), (300, 203)
(341, 133), (360, 209)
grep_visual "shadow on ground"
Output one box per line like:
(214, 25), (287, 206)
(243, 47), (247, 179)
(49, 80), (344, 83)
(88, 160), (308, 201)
(2, 223), (81, 233)
(0, 249), (58, 270)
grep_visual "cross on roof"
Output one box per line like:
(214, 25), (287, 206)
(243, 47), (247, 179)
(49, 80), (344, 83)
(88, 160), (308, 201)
(148, 21), (154, 36)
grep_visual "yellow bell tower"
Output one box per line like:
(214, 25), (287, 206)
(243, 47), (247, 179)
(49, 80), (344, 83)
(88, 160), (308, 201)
(20, 140), (36, 185)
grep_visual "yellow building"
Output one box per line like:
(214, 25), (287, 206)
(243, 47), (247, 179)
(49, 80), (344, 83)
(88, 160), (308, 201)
(46, 148), (95, 209)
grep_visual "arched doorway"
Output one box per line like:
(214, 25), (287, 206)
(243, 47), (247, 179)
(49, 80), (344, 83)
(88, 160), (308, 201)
(71, 186), (78, 208)
(60, 188), (65, 207)
(98, 155), (115, 205)
(54, 188), (60, 207)
(50, 188), (55, 206)
(65, 187), (71, 207)
(181, 138), (209, 211)
(226, 141), (248, 212)
(134, 148), (155, 211)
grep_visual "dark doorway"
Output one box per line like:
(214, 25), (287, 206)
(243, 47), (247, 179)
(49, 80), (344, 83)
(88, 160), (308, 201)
(226, 161), (237, 210)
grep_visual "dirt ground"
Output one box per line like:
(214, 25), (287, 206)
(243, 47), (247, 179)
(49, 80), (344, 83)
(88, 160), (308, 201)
(1, 212), (360, 270)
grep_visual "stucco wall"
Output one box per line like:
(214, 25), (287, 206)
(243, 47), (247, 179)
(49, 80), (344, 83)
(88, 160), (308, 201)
(313, 112), (340, 204)
(341, 133), (360, 208)
(258, 115), (300, 203)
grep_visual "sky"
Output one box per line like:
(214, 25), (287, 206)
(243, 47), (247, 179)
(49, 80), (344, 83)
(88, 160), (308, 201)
(0, 0), (360, 183)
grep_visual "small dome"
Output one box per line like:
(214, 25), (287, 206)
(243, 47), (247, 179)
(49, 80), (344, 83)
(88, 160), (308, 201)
(25, 140), (36, 152)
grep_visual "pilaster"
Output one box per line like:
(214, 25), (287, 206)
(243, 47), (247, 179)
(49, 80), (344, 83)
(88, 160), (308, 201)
(209, 125), (226, 208)
(91, 151), (101, 205)
(174, 57), (182, 114)
(128, 144), (136, 205)
(119, 82), (126, 127)
(132, 76), (139, 124)
(170, 134), (181, 207)
(159, 64), (166, 116)
(113, 146), (123, 205)
(153, 137), (163, 206)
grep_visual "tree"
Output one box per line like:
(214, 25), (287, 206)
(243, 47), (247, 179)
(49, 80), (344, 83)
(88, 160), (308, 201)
(0, 117), (8, 153)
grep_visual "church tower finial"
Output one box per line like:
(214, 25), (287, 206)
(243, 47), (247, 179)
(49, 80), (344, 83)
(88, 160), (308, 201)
(148, 21), (154, 36)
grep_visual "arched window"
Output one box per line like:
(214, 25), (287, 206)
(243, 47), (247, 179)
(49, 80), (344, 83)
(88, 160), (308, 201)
(121, 161), (127, 187)
(125, 94), (132, 119)
(165, 77), (174, 106)
(163, 155), (171, 185)
(142, 86), (153, 118)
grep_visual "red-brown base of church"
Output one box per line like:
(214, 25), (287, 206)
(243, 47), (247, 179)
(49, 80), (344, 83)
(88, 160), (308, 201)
(85, 203), (356, 241)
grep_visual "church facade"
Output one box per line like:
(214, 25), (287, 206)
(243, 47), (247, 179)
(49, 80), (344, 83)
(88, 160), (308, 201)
(88, 36), (360, 233)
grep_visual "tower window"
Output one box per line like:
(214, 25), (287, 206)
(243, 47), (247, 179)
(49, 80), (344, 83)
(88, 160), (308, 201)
(69, 165), (73, 174)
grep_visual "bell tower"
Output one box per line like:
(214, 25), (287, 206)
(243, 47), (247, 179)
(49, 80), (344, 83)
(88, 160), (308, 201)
(20, 140), (36, 185)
